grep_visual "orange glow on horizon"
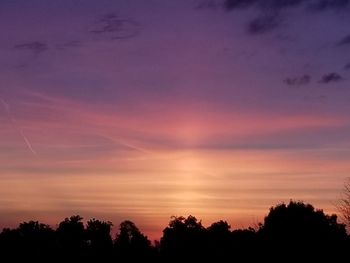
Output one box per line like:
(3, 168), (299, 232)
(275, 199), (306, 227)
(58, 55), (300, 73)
(0, 145), (347, 239)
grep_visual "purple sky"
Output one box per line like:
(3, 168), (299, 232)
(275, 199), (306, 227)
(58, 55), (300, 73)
(1, 0), (350, 238)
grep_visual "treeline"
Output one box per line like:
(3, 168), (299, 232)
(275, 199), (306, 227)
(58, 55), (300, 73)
(0, 201), (349, 262)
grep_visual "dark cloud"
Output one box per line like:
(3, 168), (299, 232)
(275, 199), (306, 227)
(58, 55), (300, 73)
(13, 41), (48, 54)
(90, 13), (139, 40)
(248, 15), (280, 34)
(319, 72), (344, 83)
(308, 0), (350, 11)
(224, 0), (350, 11)
(261, 0), (306, 10)
(224, 0), (350, 35)
(344, 63), (350, 70)
(224, 0), (257, 10)
(224, 1), (303, 35)
(224, 0), (305, 11)
(337, 35), (350, 46)
(284, 75), (311, 86)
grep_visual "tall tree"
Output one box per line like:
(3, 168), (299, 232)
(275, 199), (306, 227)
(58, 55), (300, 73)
(114, 220), (152, 260)
(86, 218), (113, 260)
(160, 215), (206, 260)
(56, 215), (86, 260)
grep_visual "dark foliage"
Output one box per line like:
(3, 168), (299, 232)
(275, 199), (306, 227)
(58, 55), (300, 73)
(0, 201), (348, 262)
(114, 220), (155, 261)
(160, 215), (206, 261)
(259, 201), (348, 261)
(86, 218), (113, 261)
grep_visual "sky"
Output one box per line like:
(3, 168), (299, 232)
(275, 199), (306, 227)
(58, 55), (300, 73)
(1, 0), (350, 239)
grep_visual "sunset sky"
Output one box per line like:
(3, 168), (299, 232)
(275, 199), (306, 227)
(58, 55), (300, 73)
(1, 0), (350, 239)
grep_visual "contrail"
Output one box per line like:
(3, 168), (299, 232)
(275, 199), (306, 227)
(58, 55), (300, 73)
(118, 140), (151, 154)
(1, 98), (37, 156)
(19, 130), (37, 155)
(101, 134), (152, 154)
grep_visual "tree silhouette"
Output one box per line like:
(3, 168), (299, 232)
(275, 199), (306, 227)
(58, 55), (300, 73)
(18, 221), (55, 259)
(206, 220), (232, 260)
(56, 215), (86, 260)
(0, 227), (21, 261)
(86, 218), (113, 261)
(231, 227), (258, 261)
(0, 221), (55, 262)
(0, 202), (348, 262)
(160, 215), (206, 260)
(114, 220), (153, 261)
(259, 201), (348, 261)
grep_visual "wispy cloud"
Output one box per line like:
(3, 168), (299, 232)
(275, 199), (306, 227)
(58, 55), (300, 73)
(55, 40), (82, 50)
(21, 91), (152, 155)
(90, 13), (140, 40)
(12, 13), (140, 60)
(15, 90), (350, 154)
(13, 41), (48, 55)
